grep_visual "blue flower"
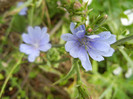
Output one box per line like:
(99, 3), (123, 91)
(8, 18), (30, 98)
(20, 26), (51, 62)
(61, 23), (116, 71)
(17, 2), (28, 16)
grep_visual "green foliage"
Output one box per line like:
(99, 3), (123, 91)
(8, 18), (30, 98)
(11, 15), (27, 32)
(0, 74), (4, 80)
(0, 0), (133, 99)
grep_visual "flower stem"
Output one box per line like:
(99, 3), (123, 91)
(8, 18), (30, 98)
(0, 54), (23, 98)
(74, 59), (81, 82)
(29, 3), (35, 26)
(52, 44), (64, 47)
(111, 35), (133, 47)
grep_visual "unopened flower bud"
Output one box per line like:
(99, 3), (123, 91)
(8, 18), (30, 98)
(104, 14), (108, 19)
(87, 28), (93, 32)
(72, 16), (82, 22)
(95, 14), (108, 25)
(57, 1), (61, 6)
(73, 2), (82, 10)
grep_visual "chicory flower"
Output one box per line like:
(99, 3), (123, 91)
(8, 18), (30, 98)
(17, 2), (28, 16)
(61, 23), (116, 71)
(20, 26), (51, 62)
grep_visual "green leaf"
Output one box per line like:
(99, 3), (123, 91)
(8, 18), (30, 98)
(120, 12), (128, 19)
(0, 73), (4, 80)
(2, 97), (10, 99)
(115, 89), (130, 99)
(29, 71), (37, 78)
(11, 15), (27, 32)
(0, 17), (4, 24)
(77, 84), (90, 99)
(92, 60), (98, 73)
(119, 48), (133, 68)
(99, 84), (113, 99)
(53, 59), (76, 85)
(47, 94), (54, 99)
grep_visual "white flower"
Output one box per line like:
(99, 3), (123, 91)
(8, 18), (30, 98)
(125, 68), (132, 78)
(86, 16), (89, 25)
(113, 67), (122, 75)
(120, 9), (133, 26)
(83, 0), (92, 5)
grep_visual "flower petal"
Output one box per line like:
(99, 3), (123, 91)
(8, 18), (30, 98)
(33, 26), (42, 39)
(98, 31), (111, 40)
(78, 47), (92, 71)
(19, 10), (27, 15)
(28, 54), (37, 62)
(27, 26), (34, 35)
(74, 25), (85, 34)
(17, 2), (24, 7)
(88, 35), (100, 39)
(20, 44), (33, 54)
(90, 41), (110, 52)
(42, 27), (47, 33)
(39, 43), (51, 52)
(40, 27), (49, 42)
(105, 35), (116, 44)
(76, 30), (85, 38)
(88, 48), (104, 61)
(70, 22), (85, 34)
(22, 33), (32, 44)
(65, 41), (77, 52)
(27, 26), (43, 42)
(19, 44), (39, 55)
(27, 50), (40, 62)
(69, 43), (81, 58)
(34, 26), (41, 32)
(39, 33), (50, 45)
(70, 22), (76, 34)
(61, 33), (77, 41)
(99, 47), (115, 57)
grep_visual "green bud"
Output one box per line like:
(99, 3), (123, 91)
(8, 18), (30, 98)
(95, 14), (108, 25)
(72, 16), (82, 22)
(57, 1), (61, 6)
(77, 85), (90, 99)
(73, 1), (82, 10)
(104, 14), (108, 19)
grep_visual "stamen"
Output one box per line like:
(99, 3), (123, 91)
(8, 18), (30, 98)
(33, 43), (39, 49)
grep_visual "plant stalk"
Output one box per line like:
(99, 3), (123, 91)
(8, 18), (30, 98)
(0, 54), (23, 98)
(111, 35), (133, 47)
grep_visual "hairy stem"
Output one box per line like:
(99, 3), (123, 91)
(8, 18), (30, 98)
(74, 59), (81, 82)
(111, 35), (133, 47)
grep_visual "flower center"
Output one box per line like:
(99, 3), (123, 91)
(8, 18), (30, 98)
(33, 42), (39, 49)
(78, 37), (91, 50)
(79, 37), (88, 46)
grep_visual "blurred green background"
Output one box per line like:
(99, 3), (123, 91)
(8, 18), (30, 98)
(0, 0), (133, 99)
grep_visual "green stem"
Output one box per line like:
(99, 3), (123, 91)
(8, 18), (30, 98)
(111, 35), (133, 47)
(53, 61), (76, 85)
(74, 59), (81, 82)
(52, 44), (64, 48)
(119, 48), (133, 68)
(0, 54), (23, 98)
(29, 4), (35, 26)
(99, 83), (113, 99)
